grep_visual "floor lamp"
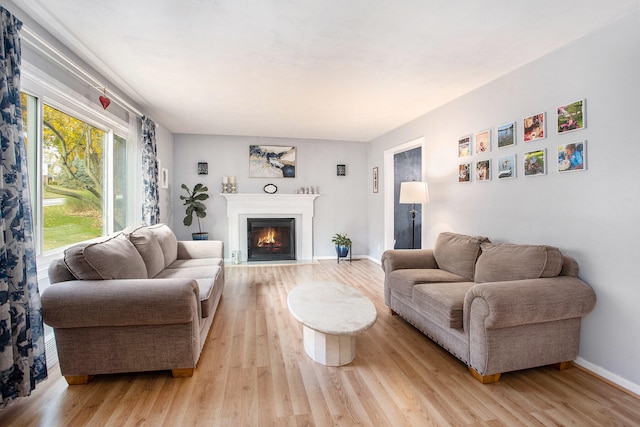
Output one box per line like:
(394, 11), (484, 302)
(399, 181), (429, 249)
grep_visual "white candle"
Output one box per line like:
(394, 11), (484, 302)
(223, 176), (228, 184)
(229, 176), (236, 184)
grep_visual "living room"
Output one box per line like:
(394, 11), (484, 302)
(1, 0), (639, 424)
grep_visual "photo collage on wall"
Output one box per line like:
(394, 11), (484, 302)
(457, 99), (587, 182)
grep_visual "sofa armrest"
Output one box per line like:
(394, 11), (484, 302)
(177, 240), (224, 260)
(41, 278), (199, 328)
(463, 276), (596, 330)
(381, 249), (438, 273)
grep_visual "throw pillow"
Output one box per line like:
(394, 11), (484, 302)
(474, 243), (563, 283)
(433, 232), (490, 281)
(129, 227), (166, 278)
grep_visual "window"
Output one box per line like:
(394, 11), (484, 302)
(20, 91), (131, 254)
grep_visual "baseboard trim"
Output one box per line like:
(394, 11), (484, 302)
(575, 357), (640, 398)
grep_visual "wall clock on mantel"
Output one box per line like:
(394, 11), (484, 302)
(263, 183), (278, 194)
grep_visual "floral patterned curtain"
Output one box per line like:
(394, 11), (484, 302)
(0, 7), (47, 407)
(141, 116), (159, 225)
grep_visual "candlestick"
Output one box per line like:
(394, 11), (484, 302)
(222, 176), (228, 184)
(229, 176), (236, 184)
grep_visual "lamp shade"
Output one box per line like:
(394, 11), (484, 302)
(399, 181), (429, 204)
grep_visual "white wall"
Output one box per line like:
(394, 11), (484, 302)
(172, 134), (368, 259)
(368, 11), (640, 393)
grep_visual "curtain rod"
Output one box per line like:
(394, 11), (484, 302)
(20, 25), (145, 118)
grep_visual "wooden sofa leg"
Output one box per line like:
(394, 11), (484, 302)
(171, 368), (194, 378)
(468, 367), (501, 384)
(550, 361), (573, 371)
(65, 375), (93, 385)
(389, 308), (398, 316)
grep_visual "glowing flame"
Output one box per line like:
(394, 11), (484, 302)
(257, 228), (280, 247)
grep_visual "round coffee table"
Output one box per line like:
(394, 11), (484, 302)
(287, 281), (377, 366)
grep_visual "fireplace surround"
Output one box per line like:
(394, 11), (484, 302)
(222, 193), (319, 262)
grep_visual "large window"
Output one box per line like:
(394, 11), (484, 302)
(20, 91), (131, 254)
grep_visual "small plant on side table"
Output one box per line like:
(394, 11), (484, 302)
(332, 233), (352, 261)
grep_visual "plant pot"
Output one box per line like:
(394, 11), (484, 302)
(335, 244), (350, 258)
(192, 232), (209, 241)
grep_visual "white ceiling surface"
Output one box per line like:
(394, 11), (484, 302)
(18, 0), (639, 142)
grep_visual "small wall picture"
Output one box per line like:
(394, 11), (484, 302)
(337, 164), (346, 176)
(249, 145), (296, 178)
(197, 162), (208, 175)
(373, 167), (379, 192)
(497, 154), (516, 179)
(524, 149), (546, 176)
(459, 163), (471, 183)
(557, 99), (585, 133)
(524, 112), (545, 142)
(558, 141), (586, 172)
(497, 122), (516, 148)
(161, 168), (169, 188)
(475, 160), (490, 181)
(475, 130), (491, 154)
(458, 135), (471, 157)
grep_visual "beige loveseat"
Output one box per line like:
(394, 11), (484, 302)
(42, 224), (224, 385)
(381, 232), (596, 383)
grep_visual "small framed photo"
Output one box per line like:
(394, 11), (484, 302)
(197, 162), (208, 175)
(524, 112), (545, 142)
(458, 163), (471, 183)
(557, 99), (585, 134)
(475, 130), (491, 154)
(524, 149), (546, 176)
(373, 167), (379, 192)
(558, 141), (586, 172)
(475, 159), (491, 181)
(497, 154), (516, 179)
(161, 168), (169, 188)
(458, 135), (471, 157)
(337, 164), (346, 176)
(497, 122), (516, 148)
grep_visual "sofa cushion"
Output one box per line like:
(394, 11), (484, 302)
(413, 282), (475, 329)
(156, 266), (221, 318)
(474, 243), (563, 283)
(433, 232), (490, 281)
(129, 227), (166, 278)
(388, 269), (470, 298)
(168, 258), (224, 269)
(147, 223), (178, 267)
(65, 234), (148, 280)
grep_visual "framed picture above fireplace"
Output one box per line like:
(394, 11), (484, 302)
(249, 145), (296, 178)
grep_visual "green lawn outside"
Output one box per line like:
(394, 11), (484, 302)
(43, 194), (102, 251)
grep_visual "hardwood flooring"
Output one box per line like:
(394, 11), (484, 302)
(1, 260), (639, 426)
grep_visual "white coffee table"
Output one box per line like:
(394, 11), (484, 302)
(287, 281), (377, 366)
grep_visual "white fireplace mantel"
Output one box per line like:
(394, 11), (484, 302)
(222, 193), (319, 261)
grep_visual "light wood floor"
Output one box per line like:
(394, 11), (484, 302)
(1, 260), (639, 426)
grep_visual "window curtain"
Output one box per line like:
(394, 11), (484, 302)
(141, 116), (159, 225)
(0, 7), (47, 407)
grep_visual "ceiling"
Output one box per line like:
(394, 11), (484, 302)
(16, 0), (639, 142)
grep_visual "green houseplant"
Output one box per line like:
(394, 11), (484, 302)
(331, 233), (352, 258)
(180, 183), (209, 240)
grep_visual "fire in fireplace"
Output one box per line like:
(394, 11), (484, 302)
(247, 218), (295, 261)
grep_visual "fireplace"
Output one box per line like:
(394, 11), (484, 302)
(247, 218), (296, 261)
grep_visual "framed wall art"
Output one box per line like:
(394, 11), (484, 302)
(373, 167), (379, 192)
(475, 129), (491, 154)
(459, 163), (471, 183)
(458, 135), (471, 157)
(475, 160), (490, 181)
(249, 145), (296, 178)
(161, 168), (169, 188)
(337, 164), (346, 176)
(524, 149), (546, 176)
(558, 141), (586, 172)
(523, 112), (545, 142)
(497, 154), (516, 179)
(497, 122), (516, 148)
(557, 99), (585, 134)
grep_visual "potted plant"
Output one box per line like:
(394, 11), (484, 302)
(331, 233), (352, 258)
(180, 183), (209, 240)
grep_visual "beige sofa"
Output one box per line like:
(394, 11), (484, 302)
(381, 232), (596, 383)
(42, 224), (224, 385)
